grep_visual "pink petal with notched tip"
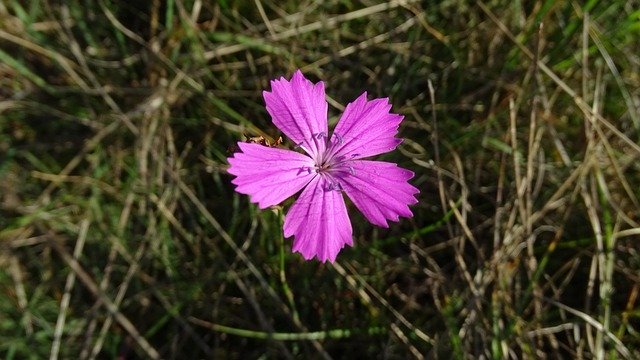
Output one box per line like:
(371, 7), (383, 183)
(263, 70), (328, 158)
(329, 92), (403, 160)
(284, 176), (353, 263)
(227, 142), (316, 209)
(339, 160), (419, 228)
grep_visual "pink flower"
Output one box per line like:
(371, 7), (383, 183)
(227, 70), (419, 262)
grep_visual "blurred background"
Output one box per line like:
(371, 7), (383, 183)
(1, 0), (639, 358)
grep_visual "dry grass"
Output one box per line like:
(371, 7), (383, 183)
(1, 0), (639, 358)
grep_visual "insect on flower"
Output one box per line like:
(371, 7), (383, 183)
(244, 134), (283, 147)
(227, 70), (419, 262)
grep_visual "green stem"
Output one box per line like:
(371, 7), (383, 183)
(195, 320), (386, 340)
(278, 209), (300, 324)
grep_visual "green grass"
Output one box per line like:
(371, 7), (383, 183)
(1, 0), (640, 358)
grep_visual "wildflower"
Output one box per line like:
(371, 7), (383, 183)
(227, 70), (419, 262)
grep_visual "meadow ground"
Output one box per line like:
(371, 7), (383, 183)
(1, 0), (640, 358)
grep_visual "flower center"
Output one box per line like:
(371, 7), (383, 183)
(311, 132), (356, 179)
(295, 132), (356, 192)
(312, 134), (340, 173)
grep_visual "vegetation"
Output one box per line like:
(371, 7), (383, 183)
(1, 0), (639, 358)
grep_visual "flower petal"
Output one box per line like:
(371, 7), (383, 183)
(284, 176), (353, 263)
(227, 142), (316, 209)
(340, 160), (419, 228)
(263, 70), (328, 158)
(329, 92), (403, 159)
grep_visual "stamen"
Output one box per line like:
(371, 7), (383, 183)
(315, 132), (327, 139)
(333, 133), (343, 145)
(297, 166), (313, 175)
(348, 166), (355, 175)
(324, 181), (343, 192)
